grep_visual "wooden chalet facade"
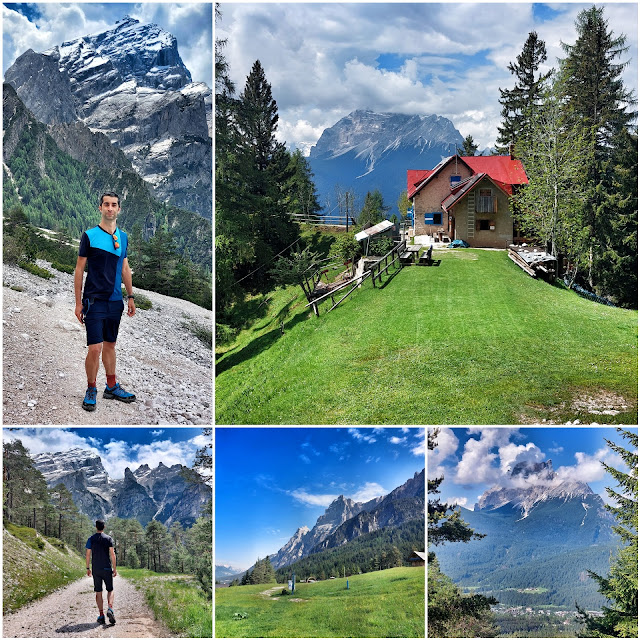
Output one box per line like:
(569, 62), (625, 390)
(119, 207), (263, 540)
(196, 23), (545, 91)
(408, 550), (426, 566)
(407, 154), (528, 248)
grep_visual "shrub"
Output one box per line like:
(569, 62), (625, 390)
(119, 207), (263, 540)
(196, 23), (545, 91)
(182, 321), (212, 349)
(50, 262), (75, 274)
(331, 234), (361, 264)
(216, 323), (237, 345)
(122, 288), (152, 310)
(18, 261), (53, 279)
(369, 236), (394, 256)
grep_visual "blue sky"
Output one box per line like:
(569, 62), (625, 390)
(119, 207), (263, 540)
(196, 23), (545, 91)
(2, 427), (211, 479)
(217, 2), (638, 153)
(3, 2), (212, 86)
(215, 427), (425, 570)
(429, 427), (638, 510)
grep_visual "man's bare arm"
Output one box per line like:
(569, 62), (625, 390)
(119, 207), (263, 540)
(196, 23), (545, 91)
(74, 256), (87, 323)
(109, 547), (117, 576)
(121, 257), (135, 317)
(85, 549), (91, 575)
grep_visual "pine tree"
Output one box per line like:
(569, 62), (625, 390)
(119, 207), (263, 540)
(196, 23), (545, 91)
(577, 429), (638, 637)
(284, 149), (322, 222)
(594, 127), (638, 308)
(496, 31), (552, 154)
(559, 6), (636, 291)
(358, 190), (389, 228)
(457, 134), (479, 157)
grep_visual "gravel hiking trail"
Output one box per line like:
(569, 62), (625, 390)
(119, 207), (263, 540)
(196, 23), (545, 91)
(2, 575), (173, 638)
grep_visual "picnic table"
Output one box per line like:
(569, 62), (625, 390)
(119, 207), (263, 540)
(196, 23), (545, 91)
(405, 245), (422, 263)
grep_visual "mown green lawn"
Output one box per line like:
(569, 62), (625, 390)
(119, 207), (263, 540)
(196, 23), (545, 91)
(216, 249), (637, 424)
(215, 566), (424, 638)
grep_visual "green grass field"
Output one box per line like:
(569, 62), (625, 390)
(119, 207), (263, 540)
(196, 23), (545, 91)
(117, 568), (212, 638)
(215, 566), (425, 638)
(216, 249), (637, 424)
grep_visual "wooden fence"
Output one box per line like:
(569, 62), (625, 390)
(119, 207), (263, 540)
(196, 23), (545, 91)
(304, 240), (407, 316)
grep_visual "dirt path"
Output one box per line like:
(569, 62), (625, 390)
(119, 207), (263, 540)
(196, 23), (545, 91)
(2, 575), (173, 638)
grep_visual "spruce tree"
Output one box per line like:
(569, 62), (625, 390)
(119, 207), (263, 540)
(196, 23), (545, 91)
(496, 31), (552, 154)
(457, 134), (479, 157)
(559, 5), (636, 292)
(577, 429), (638, 638)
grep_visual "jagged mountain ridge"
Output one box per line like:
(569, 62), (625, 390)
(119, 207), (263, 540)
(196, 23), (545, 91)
(476, 459), (598, 519)
(307, 109), (464, 211)
(270, 469), (424, 570)
(32, 448), (209, 527)
(4, 16), (211, 218)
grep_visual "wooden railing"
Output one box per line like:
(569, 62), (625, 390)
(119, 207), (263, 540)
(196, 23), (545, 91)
(304, 240), (407, 316)
(370, 240), (406, 287)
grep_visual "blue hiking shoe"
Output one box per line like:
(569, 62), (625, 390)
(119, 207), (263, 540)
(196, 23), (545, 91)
(82, 386), (97, 411)
(107, 607), (116, 624)
(97, 615), (106, 624)
(103, 382), (136, 403)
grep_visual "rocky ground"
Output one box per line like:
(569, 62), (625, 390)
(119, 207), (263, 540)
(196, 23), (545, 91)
(2, 575), (173, 638)
(3, 261), (212, 425)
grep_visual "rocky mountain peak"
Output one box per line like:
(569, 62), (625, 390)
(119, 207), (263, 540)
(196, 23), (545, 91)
(511, 459), (554, 479)
(4, 16), (211, 218)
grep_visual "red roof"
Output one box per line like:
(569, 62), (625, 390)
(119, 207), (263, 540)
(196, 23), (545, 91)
(407, 170), (433, 198)
(462, 155), (528, 186)
(407, 154), (528, 200)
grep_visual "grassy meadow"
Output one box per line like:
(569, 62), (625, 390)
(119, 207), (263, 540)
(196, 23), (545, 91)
(118, 568), (212, 638)
(216, 248), (638, 424)
(215, 566), (425, 638)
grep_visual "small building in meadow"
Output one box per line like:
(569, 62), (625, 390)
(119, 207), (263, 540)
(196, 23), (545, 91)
(408, 550), (426, 566)
(407, 154), (528, 248)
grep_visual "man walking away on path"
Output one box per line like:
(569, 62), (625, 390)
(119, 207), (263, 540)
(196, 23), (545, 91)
(86, 519), (117, 625)
(74, 192), (136, 411)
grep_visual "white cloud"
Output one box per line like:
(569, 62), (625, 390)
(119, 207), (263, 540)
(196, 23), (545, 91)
(556, 447), (624, 484)
(389, 436), (407, 445)
(151, 429), (164, 437)
(427, 428), (459, 471)
(445, 496), (468, 507)
(218, 3), (637, 152)
(299, 454), (311, 464)
(3, 428), (207, 479)
(289, 489), (338, 507)
(348, 428), (376, 444)
(352, 482), (387, 502)
(454, 429), (519, 485)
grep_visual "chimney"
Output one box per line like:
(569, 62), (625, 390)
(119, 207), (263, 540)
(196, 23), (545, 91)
(508, 142), (515, 159)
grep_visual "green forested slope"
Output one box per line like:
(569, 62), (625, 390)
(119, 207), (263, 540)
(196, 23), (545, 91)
(3, 83), (211, 270)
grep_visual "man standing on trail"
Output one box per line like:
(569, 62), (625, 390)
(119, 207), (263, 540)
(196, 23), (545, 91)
(74, 192), (136, 411)
(86, 519), (117, 625)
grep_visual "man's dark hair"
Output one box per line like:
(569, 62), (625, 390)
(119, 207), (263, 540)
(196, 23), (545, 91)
(99, 192), (120, 206)
(96, 520), (105, 531)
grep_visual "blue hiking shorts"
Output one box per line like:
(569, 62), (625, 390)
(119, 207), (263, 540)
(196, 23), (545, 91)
(83, 298), (125, 346)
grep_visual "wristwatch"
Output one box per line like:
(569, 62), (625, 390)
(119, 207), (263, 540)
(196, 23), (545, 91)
(127, 295), (135, 299)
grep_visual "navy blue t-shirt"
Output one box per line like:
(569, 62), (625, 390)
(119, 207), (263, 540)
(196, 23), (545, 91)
(78, 226), (128, 301)
(86, 532), (114, 571)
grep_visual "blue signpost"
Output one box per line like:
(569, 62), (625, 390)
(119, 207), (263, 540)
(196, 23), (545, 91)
(346, 579), (349, 590)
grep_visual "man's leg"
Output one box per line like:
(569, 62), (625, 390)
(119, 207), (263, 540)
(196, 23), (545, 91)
(102, 341), (116, 379)
(107, 589), (114, 609)
(85, 343), (103, 384)
(95, 591), (103, 611)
